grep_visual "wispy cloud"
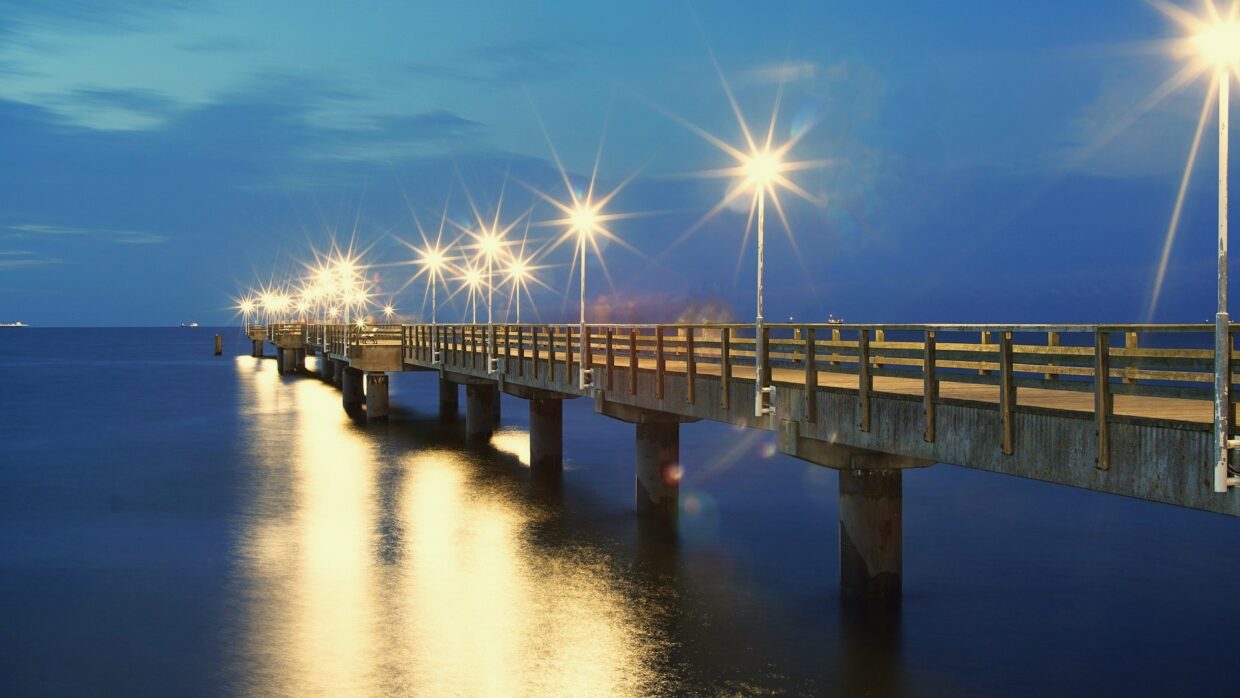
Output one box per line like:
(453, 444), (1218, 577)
(738, 61), (820, 86)
(0, 250), (64, 270)
(5, 223), (166, 244)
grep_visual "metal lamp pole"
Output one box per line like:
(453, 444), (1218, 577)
(578, 232), (590, 389)
(1215, 66), (1237, 491)
(754, 185), (773, 418)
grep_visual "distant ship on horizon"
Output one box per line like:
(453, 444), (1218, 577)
(0, 321), (28, 327)
(180, 322), (199, 328)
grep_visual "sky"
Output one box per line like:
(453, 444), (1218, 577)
(0, 0), (1236, 326)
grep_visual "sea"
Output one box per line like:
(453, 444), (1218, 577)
(2, 327), (1238, 696)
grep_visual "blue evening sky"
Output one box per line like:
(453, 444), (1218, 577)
(0, 1), (1234, 326)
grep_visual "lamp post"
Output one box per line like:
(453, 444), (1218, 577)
(744, 150), (780, 418)
(1185, 17), (1240, 491)
(478, 230), (503, 374)
(570, 204), (598, 389)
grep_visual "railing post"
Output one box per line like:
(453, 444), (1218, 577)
(1045, 331), (1059, 380)
(979, 330), (992, 375)
(656, 326), (666, 400)
(873, 329), (885, 369)
(999, 330), (1015, 455)
(686, 327), (696, 405)
(720, 327), (731, 410)
(924, 329), (937, 443)
(517, 326), (525, 377)
(1095, 330), (1112, 471)
(859, 329), (872, 432)
(831, 328), (842, 367)
(803, 326), (816, 423)
(581, 325), (592, 389)
(629, 328), (638, 395)
(605, 328), (615, 391)
(1124, 331), (1138, 384)
(563, 326), (572, 386)
(531, 326), (540, 379)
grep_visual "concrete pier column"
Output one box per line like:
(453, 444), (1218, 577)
(294, 348), (306, 373)
(332, 359), (344, 388)
(366, 373), (389, 421)
(251, 339), (263, 358)
(494, 392), (502, 423)
(529, 397), (563, 475)
(439, 378), (459, 420)
(465, 383), (498, 442)
(839, 469), (902, 602)
(276, 347), (287, 375)
(342, 366), (364, 416)
(320, 356), (335, 383)
(635, 421), (680, 521)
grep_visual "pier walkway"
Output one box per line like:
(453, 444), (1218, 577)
(248, 321), (1240, 599)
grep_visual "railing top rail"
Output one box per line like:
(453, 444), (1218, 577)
(296, 321), (1235, 333)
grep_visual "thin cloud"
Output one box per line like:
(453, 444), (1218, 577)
(5, 223), (166, 244)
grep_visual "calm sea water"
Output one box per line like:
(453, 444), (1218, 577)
(2, 328), (1239, 696)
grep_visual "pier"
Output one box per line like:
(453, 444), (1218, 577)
(251, 320), (1240, 600)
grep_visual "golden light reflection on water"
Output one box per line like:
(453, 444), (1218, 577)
(233, 358), (663, 696)
(489, 427), (531, 466)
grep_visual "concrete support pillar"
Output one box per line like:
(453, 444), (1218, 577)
(529, 397), (563, 475)
(276, 347), (286, 375)
(839, 469), (902, 602)
(331, 360), (344, 388)
(251, 339), (263, 358)
(494, 392), (502, 423)
(465, 383), (498, 442)
(439, 378), (459, 420)
(320, 356), (335, 383)
(635, 421), (680, 522)
(294, 348), (306, 373)
(342, 366), (364, 416)
(366, 373), (389, 421)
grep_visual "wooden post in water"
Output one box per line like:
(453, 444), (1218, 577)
(214, 334), (222, 356)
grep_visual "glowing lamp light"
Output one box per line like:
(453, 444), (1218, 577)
(570, 203), (599, 235)
(1194, 18), (1240, 66)
(383, 304), (395, 319)
(743, 149), (782, 188)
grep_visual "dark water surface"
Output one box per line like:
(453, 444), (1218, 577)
(2, 328), (1239, 696)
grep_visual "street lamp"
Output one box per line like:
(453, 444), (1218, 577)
(743, 148), (785, 418)
(570, 202), (600, 388)
(1202, 17), (1240, 491)
(477, 229), (505, 373)
(506, 256), (532, 323)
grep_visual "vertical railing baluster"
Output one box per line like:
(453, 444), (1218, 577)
(803, 326), (816, 423)
(721, 327), (732, 410)
(605, 328), (615, 391)
(859, 329), (872, 432)
(1095, 330), (1112, 471)
(980, 330), (992, 375)
(563, 326), (572, 386)
(1000, 330), (1015, 455)
(656, 325), (666, 400)
(582, 325), (592, 389)
(685, 327), (696, 405)
(1045, 331), (1059, 381)
(1124, 330), (1138, 384)
(629, 328), (638, 395)
(924, 329), (937, 443)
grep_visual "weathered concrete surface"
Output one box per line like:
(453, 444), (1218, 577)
(275, 347), (286, 375)
(331, 359), (344, 388)
(439, 378), (458, 420)
(342, 366), (364, 416)
(635, 420), (680, 522)
(529, 397), (563, 475)
(366, 373), (389, 421)
(350, 345), (402, 373)
(465, 383), (498, 442)
(839, 469), (902, 601)
(251, 339), (263, 358)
